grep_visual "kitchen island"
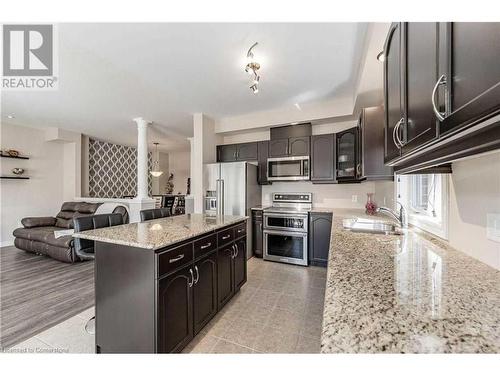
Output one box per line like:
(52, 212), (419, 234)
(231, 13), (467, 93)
(321, 209), (500, 353)
(73, 213), (248, 353)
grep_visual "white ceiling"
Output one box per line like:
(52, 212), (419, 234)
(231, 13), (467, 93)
(2, 23), (369, 151)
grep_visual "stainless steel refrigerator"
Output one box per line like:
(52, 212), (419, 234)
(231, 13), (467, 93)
(203, 162), (261, 259)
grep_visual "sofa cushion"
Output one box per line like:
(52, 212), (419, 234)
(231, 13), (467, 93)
(21, 216), (56, 228)
(55, 202), (102, 228)
(13, 226), (73, 248)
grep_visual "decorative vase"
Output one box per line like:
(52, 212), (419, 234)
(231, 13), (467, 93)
(365, 193), (377, 215)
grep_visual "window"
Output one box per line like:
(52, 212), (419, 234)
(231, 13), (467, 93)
(397, 173), (449, 239)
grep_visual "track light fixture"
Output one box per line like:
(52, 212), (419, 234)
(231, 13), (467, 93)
(245, 42), (261, 94)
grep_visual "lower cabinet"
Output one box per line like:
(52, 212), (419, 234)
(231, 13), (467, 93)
(193, 252), (218, 335)
(251, 210), (263, 258)
(234, 238), (247, 290)
(217, 245), (235, 309)
(308, 212), (333, 267)
(157, 265), (194, 353)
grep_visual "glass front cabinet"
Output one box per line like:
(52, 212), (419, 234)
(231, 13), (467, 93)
(336, 127), (359, 182)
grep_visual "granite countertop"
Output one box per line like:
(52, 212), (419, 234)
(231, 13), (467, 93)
(321, 209), (500, 353)
(72, 214), (248, 250)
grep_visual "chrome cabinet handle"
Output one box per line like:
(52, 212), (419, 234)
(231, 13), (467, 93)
(432, 74), (447, 122)
(222, 234), (231, 240)
(169, 254), (185, 263)
(395, 117), (405, 148)
(237, 229), (244, 233)
(194, 265), (199, 285)
(200, 242), (212, 249)
(392, 118), (403, 149)
(234, 243), (239, 258)
(188, 268), (194, 288)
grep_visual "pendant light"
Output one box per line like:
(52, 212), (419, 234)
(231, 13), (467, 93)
(150, 142), (163, 177)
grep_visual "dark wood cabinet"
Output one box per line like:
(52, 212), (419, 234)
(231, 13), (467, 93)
(269, 138), (289, 157)
(336, 128), (358, 182)
(158, 265), (193, 353)
(310, 134), (336, 182)
(440, 23), (500, 134)
(289, 136), (310, 156)
(359, 107), (393, 180)
(217, 144), (237, 162)
(217, 246), (234, 309)
(257, 141), (271, 185)
(251, 210), (263, 258)
(216, 142), (257, 162)
(193, 252), (218, 335)
(402, 22), (439, 153)
(234, 238), (247, 290)
(308, 212), (332, 267)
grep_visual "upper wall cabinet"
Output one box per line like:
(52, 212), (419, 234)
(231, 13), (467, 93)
(310, 134), (335, 183)
(384, 22), (500, 171)
(216, 142), (258, 162)
(269, 136), (310, 157)
(336, 127), (359, 182)
(439, 23), (500, 134)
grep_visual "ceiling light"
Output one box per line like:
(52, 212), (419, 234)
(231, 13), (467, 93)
(294, 103), (302, 111)
(377, 51), (385, 62)
(149, 142), (163, 177)
(7, 114), (15, 119)
(244, 42), (261, 94)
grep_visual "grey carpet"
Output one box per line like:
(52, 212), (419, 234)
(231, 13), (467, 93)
(0, 246), (94, 348)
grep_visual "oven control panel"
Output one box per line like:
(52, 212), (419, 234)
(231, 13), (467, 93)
(272, 192), (312, 203)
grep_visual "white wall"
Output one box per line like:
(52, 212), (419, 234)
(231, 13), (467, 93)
(168, 150), (190, 195)
(0, 123), (66, 246)
(448, 152), (500, 270)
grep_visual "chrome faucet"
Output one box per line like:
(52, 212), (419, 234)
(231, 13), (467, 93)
(376, 202), (408, 228)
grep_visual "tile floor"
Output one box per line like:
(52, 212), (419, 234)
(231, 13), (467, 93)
(7, 258), (326, 354)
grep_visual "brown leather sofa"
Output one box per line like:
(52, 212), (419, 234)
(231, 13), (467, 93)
(13, 202), (129, 263)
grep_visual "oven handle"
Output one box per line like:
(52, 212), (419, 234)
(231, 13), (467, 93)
(263, 213), (309, 219)
(263, 229), (308, 237)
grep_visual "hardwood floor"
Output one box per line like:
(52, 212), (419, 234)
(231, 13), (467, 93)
(0, 246), (94, 349)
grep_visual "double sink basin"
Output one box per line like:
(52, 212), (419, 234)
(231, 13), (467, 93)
(343, 218), (402, 236)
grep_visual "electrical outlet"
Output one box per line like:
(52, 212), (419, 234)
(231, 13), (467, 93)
(487, 214), (500, 243)
(351, 195), (358, 203)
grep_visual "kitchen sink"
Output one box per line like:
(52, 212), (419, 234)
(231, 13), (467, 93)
(343, 218), (402, 235)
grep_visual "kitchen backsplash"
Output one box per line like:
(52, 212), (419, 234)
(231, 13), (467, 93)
(262, 180), (394, 209)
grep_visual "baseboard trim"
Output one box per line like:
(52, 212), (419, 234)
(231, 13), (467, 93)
(1, 240), (14, 247)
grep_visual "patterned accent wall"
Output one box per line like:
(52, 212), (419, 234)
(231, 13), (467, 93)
(88, 138), (152, 198)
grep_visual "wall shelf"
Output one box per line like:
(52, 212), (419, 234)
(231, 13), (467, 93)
(0, 154), (29, 160)
(0, 176), (30, 180)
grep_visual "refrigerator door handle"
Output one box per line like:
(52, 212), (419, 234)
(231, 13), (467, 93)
(220, 179), (224, 215)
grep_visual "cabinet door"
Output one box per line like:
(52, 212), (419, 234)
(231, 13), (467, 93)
(310, 134), (335, 182)
(402, 22), (439, 153)
(236, 142), (258, 160)
(269, 139), (289, 157)
(193, 252), (217, 335)
(233, 238), (247, 291)
(336, 128), (357, 181)
(217, 145), (237, 162)
(217, 246), (234, 309)
(252, 216), (263, 258)
(257, 141), (270, 185)
(308, 213), (332, 267)
(288, 136), (310, 156)
(441, 23), (500, 134)
(157, 266), (193, 353)
(384, 22), (403, 162)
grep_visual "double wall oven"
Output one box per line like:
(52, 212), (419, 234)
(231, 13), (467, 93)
(263, 193), (312, 266)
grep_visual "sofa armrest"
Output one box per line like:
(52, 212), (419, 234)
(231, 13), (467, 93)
(21, 216), (57, 228)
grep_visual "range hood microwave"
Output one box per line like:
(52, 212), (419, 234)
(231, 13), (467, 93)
(267, 156), (310, 181)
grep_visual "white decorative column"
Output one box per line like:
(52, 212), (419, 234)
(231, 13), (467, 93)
(128, 117), (155, 222)
(134, 117), (150, 199)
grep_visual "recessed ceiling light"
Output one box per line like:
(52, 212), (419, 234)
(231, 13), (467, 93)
(290, 122), (298, 125)
(377, 51), (385, 62)
(294, 103), (302, 111)
(7, 114), (15, 119)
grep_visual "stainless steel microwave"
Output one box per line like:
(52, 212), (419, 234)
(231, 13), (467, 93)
(267, 156), (310, 181)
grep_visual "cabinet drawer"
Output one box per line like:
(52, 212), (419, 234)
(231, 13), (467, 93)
(233, 222), (246, 238)
(194, 233), (217, 259)
(158, 242), (193, 277)
(217, 227), (234, 247)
